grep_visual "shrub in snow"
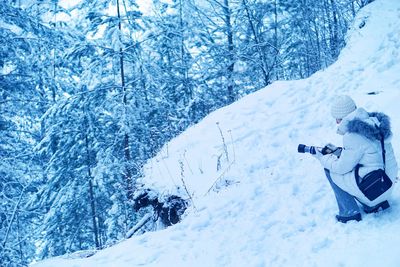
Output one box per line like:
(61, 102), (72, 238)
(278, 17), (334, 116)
(133, 189), (187, 227)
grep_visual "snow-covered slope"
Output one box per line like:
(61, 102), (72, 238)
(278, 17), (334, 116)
(33, 1), (400, 266)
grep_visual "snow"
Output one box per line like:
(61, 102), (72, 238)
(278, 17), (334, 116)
(59, 0), (82, 9)
(31, 0), (400, 266)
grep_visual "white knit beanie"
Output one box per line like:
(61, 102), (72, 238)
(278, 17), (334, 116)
(330, 95), (357, 119)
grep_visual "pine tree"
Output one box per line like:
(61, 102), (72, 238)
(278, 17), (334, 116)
(36, 0), (147, 250)
(0, 1), (73, 265)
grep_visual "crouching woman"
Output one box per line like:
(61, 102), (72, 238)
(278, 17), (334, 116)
(315, 95), (398, 223)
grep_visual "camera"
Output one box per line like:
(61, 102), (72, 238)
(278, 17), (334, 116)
(298, 143), (342, 156)
(297, 144), (318, 154)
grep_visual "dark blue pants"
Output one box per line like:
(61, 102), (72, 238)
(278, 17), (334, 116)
(324, 169), (361, 216)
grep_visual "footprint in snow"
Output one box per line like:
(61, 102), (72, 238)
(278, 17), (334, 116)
(312, 238), (333, 253)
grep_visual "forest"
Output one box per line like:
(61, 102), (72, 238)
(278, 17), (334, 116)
(0, 0), (372, 265)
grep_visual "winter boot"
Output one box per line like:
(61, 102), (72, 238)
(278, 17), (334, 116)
(363, 200), (390, 214)
(336, 213), (362, 223)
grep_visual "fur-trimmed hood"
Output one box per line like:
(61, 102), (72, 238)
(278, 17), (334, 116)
(337, 108), (392, 141)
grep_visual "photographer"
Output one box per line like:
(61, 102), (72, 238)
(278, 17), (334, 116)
(314, 95), (398, 223)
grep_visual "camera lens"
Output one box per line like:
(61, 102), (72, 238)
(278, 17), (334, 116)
(298, 144), (306, 153)
(297, 144), (316, 154)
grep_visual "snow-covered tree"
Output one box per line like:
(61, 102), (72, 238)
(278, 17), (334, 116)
(0, 1), (74, 265)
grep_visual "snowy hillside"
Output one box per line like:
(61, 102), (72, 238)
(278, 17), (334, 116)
(33, 1), (400, 266)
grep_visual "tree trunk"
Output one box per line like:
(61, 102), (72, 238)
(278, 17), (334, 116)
(312, 17), (323, 69)
(223, 0), (235, 104)
(242, 0), (270, 86)
(329, 0), (339, 58)
(81, 100), (100, 249)
(84, 131), (100, 249)
(179, 0), (191, 102)
(117, 0), (134, 200)
(2, 189), (24, 248)
(52, 1), (57, 102)
(273, 0), (279, 80)
(88, 178), (100, 249)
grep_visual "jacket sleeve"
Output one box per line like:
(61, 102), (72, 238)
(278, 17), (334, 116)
(319, 133), (364, 174)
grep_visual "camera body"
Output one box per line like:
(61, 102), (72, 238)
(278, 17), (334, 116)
(298, 143), (342, 157)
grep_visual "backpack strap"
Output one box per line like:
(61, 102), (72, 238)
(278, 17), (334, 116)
(355, 128), (386, 185)
(379, 132), (386, 170)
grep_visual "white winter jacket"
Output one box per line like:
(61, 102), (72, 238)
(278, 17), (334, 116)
(319, 108), (398, 206)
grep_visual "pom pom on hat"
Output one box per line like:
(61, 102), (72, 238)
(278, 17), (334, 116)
(330, 95), (357, 119)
